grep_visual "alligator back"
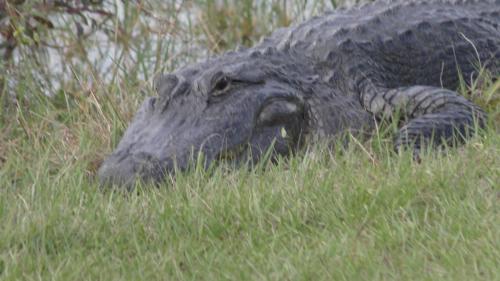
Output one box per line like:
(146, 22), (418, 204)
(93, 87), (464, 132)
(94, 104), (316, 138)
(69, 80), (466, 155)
(260, 0), (500, 90)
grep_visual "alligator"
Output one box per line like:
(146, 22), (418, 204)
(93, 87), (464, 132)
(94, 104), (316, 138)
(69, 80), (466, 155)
(99, 0), (500, 187)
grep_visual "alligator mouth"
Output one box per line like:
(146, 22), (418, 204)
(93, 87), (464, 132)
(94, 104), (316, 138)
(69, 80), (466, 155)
(217, 143), (249, 162)
(214, 124), (301, 168)
(215, 142), (279, 169)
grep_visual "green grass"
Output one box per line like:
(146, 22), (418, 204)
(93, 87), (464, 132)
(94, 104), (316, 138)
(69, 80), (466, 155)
(1, 133), (499, 280)
(0, 1), (499, 280)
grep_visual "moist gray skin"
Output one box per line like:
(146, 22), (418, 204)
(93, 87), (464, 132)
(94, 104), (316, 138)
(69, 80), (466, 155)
(99, 0), (500, 188)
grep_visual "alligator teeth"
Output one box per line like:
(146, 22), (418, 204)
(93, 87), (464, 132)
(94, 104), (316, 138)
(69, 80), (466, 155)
(280, 127), (287, 138)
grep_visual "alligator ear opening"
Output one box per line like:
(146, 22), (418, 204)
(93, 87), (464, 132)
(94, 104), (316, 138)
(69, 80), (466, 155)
(257, 99), (304, 127)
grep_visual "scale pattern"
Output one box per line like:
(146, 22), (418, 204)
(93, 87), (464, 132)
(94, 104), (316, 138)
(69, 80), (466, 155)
(99, 0), (500, 187)
(258, 0), (499, 151)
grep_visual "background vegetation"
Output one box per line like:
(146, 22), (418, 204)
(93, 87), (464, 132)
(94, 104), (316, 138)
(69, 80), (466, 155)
(0, 0), (498, 280)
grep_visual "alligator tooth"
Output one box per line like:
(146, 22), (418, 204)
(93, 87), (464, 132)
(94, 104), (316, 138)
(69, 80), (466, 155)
(280, 127), (288, 138)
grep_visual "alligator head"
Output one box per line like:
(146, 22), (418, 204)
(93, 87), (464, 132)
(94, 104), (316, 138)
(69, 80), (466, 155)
(98, 50), (322, 187)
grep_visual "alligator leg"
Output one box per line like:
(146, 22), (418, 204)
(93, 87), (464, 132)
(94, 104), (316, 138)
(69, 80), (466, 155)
(360, 85), (486, 155)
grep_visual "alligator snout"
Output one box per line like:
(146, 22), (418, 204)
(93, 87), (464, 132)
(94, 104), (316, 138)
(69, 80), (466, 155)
(98, 151), (176, 188)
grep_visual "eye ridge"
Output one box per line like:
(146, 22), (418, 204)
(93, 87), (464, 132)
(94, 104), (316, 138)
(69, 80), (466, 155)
(209, 76), (262, 100)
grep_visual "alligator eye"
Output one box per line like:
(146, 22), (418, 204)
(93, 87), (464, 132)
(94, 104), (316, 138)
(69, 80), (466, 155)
(213, 76), (231, 95)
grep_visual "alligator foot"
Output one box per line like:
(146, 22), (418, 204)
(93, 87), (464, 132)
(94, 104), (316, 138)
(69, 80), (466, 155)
(394, 109), (484, 158)
(361, 85), (486, 156)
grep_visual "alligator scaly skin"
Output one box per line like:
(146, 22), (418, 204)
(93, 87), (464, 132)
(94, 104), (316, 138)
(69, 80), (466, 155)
(99, 0), (500, 187)
(257, 0), (499, 150)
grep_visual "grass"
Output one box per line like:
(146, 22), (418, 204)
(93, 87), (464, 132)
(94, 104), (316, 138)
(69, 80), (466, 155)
(0, 1), (499, 280)
(1, 134), (499, 280)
